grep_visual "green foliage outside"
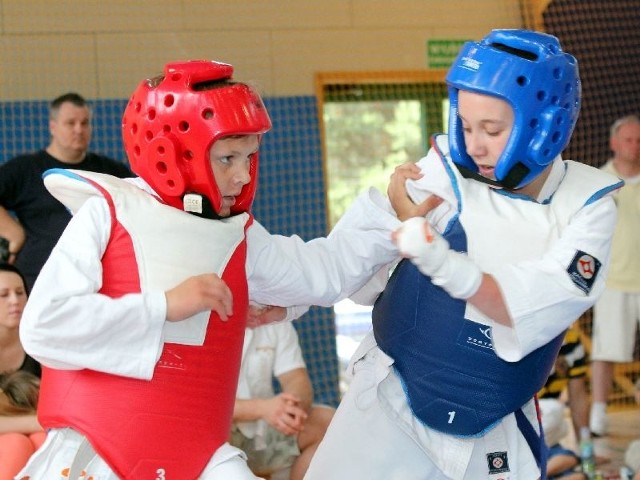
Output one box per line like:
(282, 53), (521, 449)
(324, 100), (424, 228)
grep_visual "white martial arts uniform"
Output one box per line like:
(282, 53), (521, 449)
(305, 135), (620, 480)
(18, 174), (400, 480)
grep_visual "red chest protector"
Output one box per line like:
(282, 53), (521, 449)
(38, 171), (251, 479)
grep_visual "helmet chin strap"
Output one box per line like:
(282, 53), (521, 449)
(455, 162), (530, 190)
(182, 193), (224, 220)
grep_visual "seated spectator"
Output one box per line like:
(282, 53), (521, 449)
(0, 263), (40, 378)
(231, 317), (335, 480)
(0, 264), (44, 479)
(539, 325), (613, 478)
(539, 398), (583, 480)
(0, 370), (44, 480)
(538, 325), (590, 440)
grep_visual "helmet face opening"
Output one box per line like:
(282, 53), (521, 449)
(122, 60), (271, 215)
(446, 29), (581, 189)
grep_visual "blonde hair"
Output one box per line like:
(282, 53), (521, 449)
(0, 370), (40, 416)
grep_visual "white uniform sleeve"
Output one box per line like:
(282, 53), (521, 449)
(407, 150), (460, 219)
(283, 305), (310, 322)
(348, 262), (395, 306)
(20, 196), (166, 380)
(491, 195), (617, 361)
(246, 187), (401, 307)
(347, 151), (458, 306)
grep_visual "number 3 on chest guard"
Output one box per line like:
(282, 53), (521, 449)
(156, 468), (166, 480)
(448, 411), (456, 424)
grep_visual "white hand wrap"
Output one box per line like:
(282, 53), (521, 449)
(395, 217), (483, 299)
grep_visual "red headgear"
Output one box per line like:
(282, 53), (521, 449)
(122, 60), (272, 214)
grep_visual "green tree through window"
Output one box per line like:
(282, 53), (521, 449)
(324, 100), (423, 227)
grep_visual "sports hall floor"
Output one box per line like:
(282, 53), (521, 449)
(563, 408), (640, 477)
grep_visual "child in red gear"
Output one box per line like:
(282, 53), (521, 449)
(18, 61), (399, 479)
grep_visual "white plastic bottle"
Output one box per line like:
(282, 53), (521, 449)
(579, 426), (596, 479)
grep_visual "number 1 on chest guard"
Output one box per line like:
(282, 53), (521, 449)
(448, 411), (456, 424)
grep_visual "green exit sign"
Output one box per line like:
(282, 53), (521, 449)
(427, 39), (469, 69)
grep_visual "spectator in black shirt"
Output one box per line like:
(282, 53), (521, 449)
(0, 93), (131, 288)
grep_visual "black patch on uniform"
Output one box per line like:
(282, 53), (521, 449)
(567, 250), (601, 294)
(487, 451), (510, 474)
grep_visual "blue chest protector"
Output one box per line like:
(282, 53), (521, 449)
(372, 218), (564, 438)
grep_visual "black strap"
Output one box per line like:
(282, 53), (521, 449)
(455, 162), (530, 190)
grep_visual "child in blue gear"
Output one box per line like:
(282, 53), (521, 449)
(17, 61), (400, 480)
(306, 29), (622, 480)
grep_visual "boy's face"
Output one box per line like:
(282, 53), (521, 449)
(457, 90), (513, 180)
(208, 135), (259, 217)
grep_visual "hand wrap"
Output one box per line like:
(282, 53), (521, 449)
(395, 217), (482, 299)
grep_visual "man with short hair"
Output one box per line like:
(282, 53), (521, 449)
(0, 92), (131, 288)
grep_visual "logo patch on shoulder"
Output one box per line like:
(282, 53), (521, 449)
(567, 250), (601, 294)
(487, 451), (510, 474)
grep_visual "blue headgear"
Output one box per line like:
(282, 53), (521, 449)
(446, 29), (581, 189)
